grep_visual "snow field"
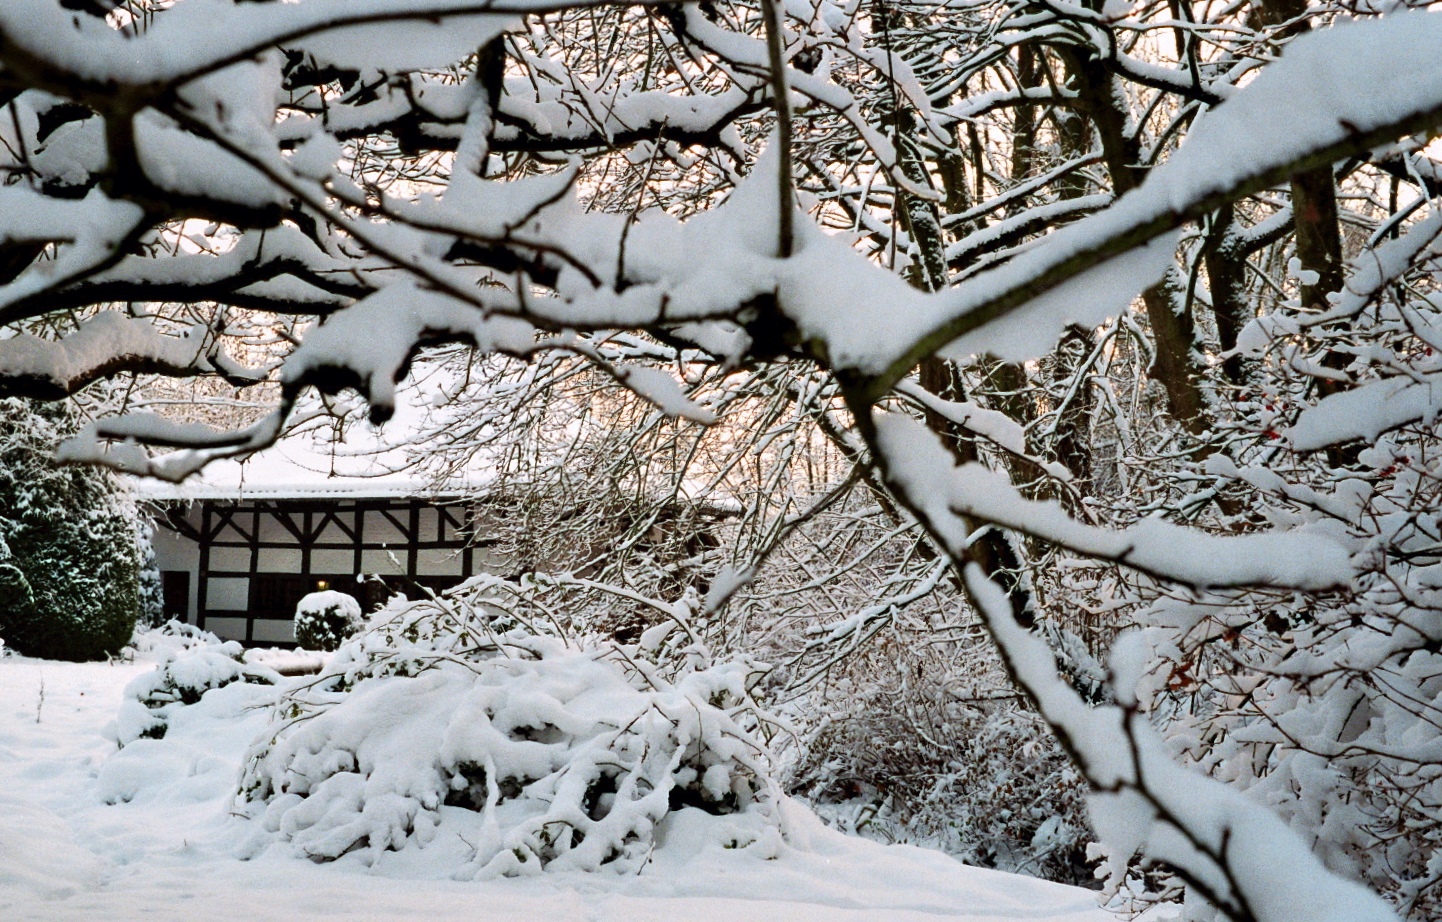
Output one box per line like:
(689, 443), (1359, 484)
(0, 654), (1115, 921)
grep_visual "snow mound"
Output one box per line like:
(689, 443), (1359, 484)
(127, 618), (225, 658)
(0, 797), (107, 898)
(115, 629), (280, 746)
(236, 592), (783, 876)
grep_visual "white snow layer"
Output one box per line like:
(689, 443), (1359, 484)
(0, 654), (1114, 922)
(0, 1), (516, 85)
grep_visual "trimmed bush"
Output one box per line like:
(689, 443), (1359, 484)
(294, 589), (364, 651)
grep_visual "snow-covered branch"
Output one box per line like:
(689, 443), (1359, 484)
(0, 312), (266, 399)
(868, 412), (1395, 922)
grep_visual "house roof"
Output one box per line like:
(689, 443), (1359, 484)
(129, 386), (491, 503)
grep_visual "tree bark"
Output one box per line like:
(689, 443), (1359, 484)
(1062, 48), (1210, 435)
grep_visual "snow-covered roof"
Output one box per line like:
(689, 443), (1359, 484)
(129, 391), (490, 503)
(131, 454), (429, 502)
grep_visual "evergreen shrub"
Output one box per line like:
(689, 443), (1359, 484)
(0, 399), (141, 661)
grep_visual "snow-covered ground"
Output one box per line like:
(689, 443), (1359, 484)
(0, 655), (1113, 921)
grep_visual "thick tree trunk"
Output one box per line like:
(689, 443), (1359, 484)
(917, 355), (1033, 626)
(1252, 0), (1344, 311)
(1254, 0), (1356, 468)
(1202, 203), (1253, 385)
(1049, 326), (1094, 491)
(1008, 46), (1038, 213)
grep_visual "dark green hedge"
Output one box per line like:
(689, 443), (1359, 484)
(0, 399), (140, 661)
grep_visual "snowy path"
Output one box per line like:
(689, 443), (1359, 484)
(0, 658), (1113, 921)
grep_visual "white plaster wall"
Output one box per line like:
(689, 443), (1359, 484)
(256, 514), (298, 543)
(206, 576), (250, 611)
(204, 616), (247, 641)
(313, 518), (353, 545)
(257, 547), (303, 572)
(311, 548), (353, 573)
(362, 510), (407, 544)
(362, 548), (405, 575)
(250, 620), (296, 644)
(415, 506), (439, 542)
(149, 523), (200, 622)
(416, 548), (463, 576)
(209, 546), (251, 573)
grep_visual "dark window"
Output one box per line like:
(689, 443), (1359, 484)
(249, 574), (362, 620)
(360, 575), (467, 612)
(161, 570), (190, 621)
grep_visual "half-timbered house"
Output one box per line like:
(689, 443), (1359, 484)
(137, 420), (499, 646)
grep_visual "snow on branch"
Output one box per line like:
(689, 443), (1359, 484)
(0, 312), (266, 400)
(874, 412), (1351, 593)
(281, 283), (537, 422)
(870, 412), (1395, 922)
(0, 190), (146, 325)
(793, 10), (1442, 396)
(283, 283), (715, 426)
(1235, 209), (1442, 451)
(1287, 372), (1442, 452)
(57, 407), (288, 482)
(895, 380), (1074, 483)
(0, 1), (518, 87)
(1238, 209), (1442, 346)
(43, 223), (374, 317)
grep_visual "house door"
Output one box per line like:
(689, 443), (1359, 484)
(161, 570), (190, 623)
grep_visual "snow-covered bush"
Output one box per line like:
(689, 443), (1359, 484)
(444, 357), (1105, 884)
(794, 689), (1090, 884)
(238, 586), (783, 875)
(0, 399), (141, 661)
(293, 590), (364, 652)
(128, 619), (223, 659)
(135, 526), (165, 630)
(117, 629), (279, 746)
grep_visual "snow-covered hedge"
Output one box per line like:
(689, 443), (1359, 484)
(116, 625), (279, 745)
(238, 587), (784, 875)
(293, 590), (364, 652)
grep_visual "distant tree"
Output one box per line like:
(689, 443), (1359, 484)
(0, 399), (140, 661)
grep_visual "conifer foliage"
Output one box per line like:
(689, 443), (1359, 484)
(0, 398), (141, 661)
